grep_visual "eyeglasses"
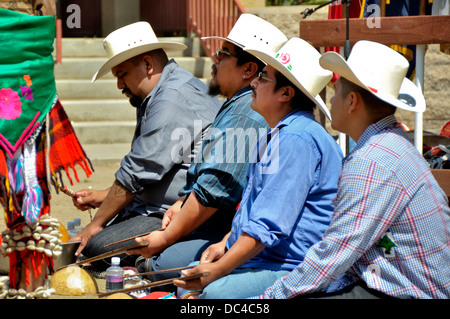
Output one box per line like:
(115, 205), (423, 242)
(257, 72), (277, 84)
(216, 48), (238, 59)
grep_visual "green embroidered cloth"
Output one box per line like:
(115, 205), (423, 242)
(0, 8), (57, 157)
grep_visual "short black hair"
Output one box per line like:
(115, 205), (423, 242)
(339, 77), (395, 117)
(273, 69), (315, 112)
(233, 45), (265, 73)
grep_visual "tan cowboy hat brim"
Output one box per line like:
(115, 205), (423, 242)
(91, 42), (187, 83)
(245, 48), (332, 120)
(201, 36), (245, 49)
(319, 51), (426, 113)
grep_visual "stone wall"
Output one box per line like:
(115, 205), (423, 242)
(247, 5), (450, 134)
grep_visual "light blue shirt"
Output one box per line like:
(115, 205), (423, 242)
(227, 109), (343, 271)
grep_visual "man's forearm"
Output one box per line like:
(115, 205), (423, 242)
(214, 233), (265, 276)
(91, 179), (136, 228)
(162, 191), (217, 246)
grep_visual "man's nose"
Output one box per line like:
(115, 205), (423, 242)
(116, 78), (125, 90)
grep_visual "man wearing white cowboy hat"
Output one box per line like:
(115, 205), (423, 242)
(70, 21), (221, 270)
(173, 37), (343, 299)
(128, 14), (287, 284)
(256, 40), (450, 299)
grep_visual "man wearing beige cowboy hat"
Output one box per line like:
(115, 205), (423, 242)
(256, 40), (450, 299)
(128, 14), (287, 284)
(69, 21), (221, 271)
(173, 37), (343, 298)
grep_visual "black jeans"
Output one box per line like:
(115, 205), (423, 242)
(82, 213), (163, 271)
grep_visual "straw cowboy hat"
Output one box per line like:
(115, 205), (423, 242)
(202, 13), (287, 52)
(91, 21), (187, 82)
(319, 40), (426, 113)
(245, 37), (333, 120)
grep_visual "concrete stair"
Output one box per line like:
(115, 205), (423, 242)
(54, 37), (212, 166)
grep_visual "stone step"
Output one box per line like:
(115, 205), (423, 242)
(62, 99), (135, 122)
(54, 56), (213, 80)
(83, 143), (131, 166)
(56, 79), (123, 100)
(72, 121), (136, 144)
(54, 37), (206, 58)
(56, 77), (210, 100)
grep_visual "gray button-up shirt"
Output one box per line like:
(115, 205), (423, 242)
(115, 59), (221, 217)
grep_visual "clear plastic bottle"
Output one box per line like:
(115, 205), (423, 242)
(73, 218), (82, 233)
(67, 221), (77, 238)
(105, 257), (124, 292)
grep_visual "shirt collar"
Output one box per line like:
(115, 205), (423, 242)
(347, 114), (398, 157)
(273, 109), (314, 131)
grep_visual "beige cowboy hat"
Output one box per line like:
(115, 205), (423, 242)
(319, 40), (426, 113)
(201, 13), (287, 53)
(91, 21), (187, 83)
(245, 37), (333, 120)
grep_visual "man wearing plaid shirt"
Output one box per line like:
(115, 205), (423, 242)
(257, 41), (450, 299)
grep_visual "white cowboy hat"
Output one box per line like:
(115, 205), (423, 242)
(319, 40), (426, 113)
(201, 13), (287, 52)
(245, 37), (333, 120)
(91, 22), (187, 82)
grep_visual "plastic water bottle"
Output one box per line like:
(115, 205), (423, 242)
(105, 257), (124, 292)
(73, 218), (82, 232)
(67, 221), (77, 238)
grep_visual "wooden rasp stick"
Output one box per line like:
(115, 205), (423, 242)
(103, 228), (164, 248)
(98, 272), (210, 298)
(118, 265), (195, 279)
(60, 241), (149, 270)
(60, 185), (96, 209)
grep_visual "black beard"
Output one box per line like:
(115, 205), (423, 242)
(122, 89), (143, 108)
(129, 95), (143, 108)
(208, 83), (221, 97)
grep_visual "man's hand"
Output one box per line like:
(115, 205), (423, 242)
(125, 230), (168, 258)
(161, 198), (184, 229)
(72, 188), (109, 211)
(69, 222), (104, 257)
(173, 262), (225, 291)
(200, 237), (228, 264)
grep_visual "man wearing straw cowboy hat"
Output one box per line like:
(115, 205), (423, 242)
(174, 37), (343, 299)
(255, 41), (450, 299)
(70, 22), (221, 270)
(129, 14), (287, 283)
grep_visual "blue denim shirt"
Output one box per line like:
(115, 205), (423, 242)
(115, 60), (221, 216)
(227, 109), (343, 271)
(179, 87), (269, 234)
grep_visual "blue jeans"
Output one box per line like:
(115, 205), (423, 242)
(178, 263), (289, 299)
(151, 231), (224, 283)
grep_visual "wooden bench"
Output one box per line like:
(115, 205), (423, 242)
(431, 169), (450, 201)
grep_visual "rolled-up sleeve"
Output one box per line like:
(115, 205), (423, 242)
(192, 112), (266, 209)
(240, 134), (318, 247)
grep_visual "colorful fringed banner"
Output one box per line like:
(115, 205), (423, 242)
(0, 9), (57, 158)
(42, 100), (94, 190)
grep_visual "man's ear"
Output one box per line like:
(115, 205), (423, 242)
(242, 62), (258, 80)
(347, 91), (360, 115)
(279, 85), (295, 103)
(142, 55), (153, 75)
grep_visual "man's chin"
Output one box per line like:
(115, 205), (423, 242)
(129, 95), (143, 108)
(208, 82), (221, 97)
